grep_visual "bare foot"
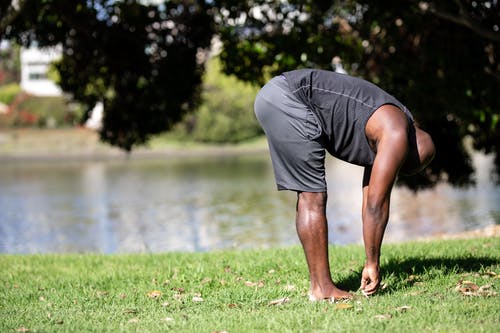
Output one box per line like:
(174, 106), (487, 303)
(309, 285), (353, 302)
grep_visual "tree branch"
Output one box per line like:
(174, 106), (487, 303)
(0, 0), (28, 35)
(421, 1), (500, 43)
(485, 66), (500, 81)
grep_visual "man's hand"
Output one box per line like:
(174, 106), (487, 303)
(360, 263), (380, 296)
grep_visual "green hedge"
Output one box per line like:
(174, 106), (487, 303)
(0, 83), (21, 104)
(0, 91), (84, 128)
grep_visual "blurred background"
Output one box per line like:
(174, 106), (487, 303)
(0, 0), (499, 253)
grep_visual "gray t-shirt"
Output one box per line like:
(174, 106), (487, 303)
(283, 69), (414, 166)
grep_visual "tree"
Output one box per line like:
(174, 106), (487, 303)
(2, 0), (498, 189)
(212, 0), (500, 188)
(0, 43), (20, 84)
(1, 0), (214, 151)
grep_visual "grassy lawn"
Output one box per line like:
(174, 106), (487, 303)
(1, 238), (499, 332)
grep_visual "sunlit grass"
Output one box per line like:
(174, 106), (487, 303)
(0, 128), (268, 157)
(1, 238), (498, 332)
(146, 132), (268, 150)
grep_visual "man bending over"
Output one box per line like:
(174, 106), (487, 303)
(254, 69), (435, 300)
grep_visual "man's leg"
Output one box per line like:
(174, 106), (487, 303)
(296, 191), (352, 300)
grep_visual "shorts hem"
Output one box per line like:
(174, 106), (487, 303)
(277, 184), (327, 192)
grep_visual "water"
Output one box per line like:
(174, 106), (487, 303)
(1, 152), (498, 253)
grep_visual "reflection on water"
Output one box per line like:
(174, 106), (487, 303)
(0, 152), (498, 253)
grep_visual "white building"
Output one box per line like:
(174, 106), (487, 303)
(20, 45), (63, 96)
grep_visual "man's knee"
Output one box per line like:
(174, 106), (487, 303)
(297, 191), (327, 211)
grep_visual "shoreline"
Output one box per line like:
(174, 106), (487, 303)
(0, 128), (269, 162)
(415, 224), (500, 242)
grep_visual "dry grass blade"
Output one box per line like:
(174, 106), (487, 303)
(16, 328), (30, 332)
(373, 314), (392, 320)
(396, 305), (412, 312)
(146, 290), (162, 299)
(455, 280), (497, 297)
(268, 297), (289, 306)
(245, 280), (265, 288)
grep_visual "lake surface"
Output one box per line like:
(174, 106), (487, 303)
(1, 152), (499, 254)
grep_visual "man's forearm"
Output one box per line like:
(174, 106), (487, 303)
(362, 204), (389, 265)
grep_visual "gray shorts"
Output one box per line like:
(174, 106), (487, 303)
(254, 75), (326, 192)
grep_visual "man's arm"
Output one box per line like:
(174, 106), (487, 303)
(360, 126), (409, 295)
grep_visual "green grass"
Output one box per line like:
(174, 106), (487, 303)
(0, 128), (267, 158)
(1, 238), (499, 332)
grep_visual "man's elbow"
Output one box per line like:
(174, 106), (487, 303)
(400, 127), (435, 176)
(421, 133), (436, 167)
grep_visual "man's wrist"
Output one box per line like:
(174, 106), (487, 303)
(365, 257), (380, 267)
(365, 252), (380, 266)
(364, 245), (380, 266)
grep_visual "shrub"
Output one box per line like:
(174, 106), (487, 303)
(173, 58), (263, 143)
(0, 93), (84, 128)
(0, 83), (21, 104)
(16, 95), (79, 128)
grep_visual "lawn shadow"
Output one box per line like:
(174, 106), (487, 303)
(338, 256), (500, 294)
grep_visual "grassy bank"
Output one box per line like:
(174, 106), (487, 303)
(0, 128), (268, 160)
(1, 238), (499, 332)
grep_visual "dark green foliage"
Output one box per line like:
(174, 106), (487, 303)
(2, 0), (214, 151)
(212, 0), (500, 188)
(0, 44), (20, 84)
(2, 0), (499, 188)
(212, 0), (362, 84)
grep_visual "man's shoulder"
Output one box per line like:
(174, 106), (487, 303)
(283, 68), (332, 78)
(283, 68), (339, 89)
(283, 68), (359, 85)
